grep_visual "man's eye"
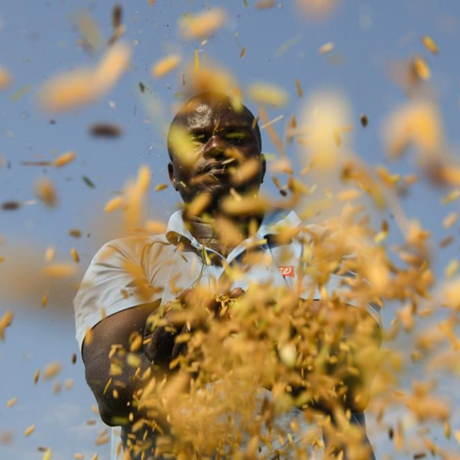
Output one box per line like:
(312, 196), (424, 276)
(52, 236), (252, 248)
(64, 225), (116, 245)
(189, 134), (206, 144)
(225, 132), (248, 143)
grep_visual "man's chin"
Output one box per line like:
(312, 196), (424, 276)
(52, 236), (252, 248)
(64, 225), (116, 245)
(181, 182), (262, 211)
(192, 183), (232, 200)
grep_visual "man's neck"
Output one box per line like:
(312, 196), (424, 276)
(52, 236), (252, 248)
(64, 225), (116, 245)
(184, 210), (263, 257)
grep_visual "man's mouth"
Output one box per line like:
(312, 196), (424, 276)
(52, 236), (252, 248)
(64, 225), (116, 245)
(206, 167), (228, 176)
(201, 160), (236, 176)
(190, 159), (238, 185)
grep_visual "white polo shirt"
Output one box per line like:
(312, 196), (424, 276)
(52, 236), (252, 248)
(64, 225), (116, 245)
(74, 209), (380, 459)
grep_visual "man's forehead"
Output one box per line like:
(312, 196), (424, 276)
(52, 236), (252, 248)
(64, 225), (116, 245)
(174, 99), (253, 130)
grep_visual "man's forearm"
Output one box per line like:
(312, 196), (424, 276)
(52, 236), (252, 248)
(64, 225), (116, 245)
(86, 348), (157, 426)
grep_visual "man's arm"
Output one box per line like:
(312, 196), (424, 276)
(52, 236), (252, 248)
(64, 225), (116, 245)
(293, 299), (382, 414)
(329, 303), (382, 413)
(82, 301), (161, 426)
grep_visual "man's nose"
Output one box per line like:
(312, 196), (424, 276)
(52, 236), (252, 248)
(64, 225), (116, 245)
(203, 135), (227, 158)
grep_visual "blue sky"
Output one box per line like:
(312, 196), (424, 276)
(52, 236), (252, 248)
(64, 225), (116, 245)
(1, 0), (460, 458)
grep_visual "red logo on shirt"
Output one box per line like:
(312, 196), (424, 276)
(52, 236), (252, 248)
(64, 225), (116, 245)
(279, 266), (294, 277)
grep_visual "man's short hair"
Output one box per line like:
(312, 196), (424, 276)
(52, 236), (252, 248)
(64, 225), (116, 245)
(167, 92), (262, 160)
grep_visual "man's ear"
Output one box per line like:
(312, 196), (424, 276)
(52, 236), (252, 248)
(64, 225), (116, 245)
(168, 162), (178, 191)
(260, 153), (266, 184)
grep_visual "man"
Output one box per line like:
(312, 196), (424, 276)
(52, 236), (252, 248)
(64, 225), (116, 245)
(74, 92), (381, 459)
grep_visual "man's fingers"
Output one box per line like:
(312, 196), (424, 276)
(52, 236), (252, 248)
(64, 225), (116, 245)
(171, 324), (190, 360)
(145, 326), (177, 365)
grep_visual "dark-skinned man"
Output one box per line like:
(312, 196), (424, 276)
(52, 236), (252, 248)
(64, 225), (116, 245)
(74, 92), (382, 460)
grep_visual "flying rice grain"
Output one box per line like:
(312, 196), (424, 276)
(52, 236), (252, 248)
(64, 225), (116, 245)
(0, 431), (14, 444)
(412, 57), (431, 81)
(82, 175), (96, 188)
(6, 397), (18, 408)
(0, 67), (12, 89)
(383, 99), (442, 157)
(179, 8), (227, 40)
(444, 421), (451, 439)
(221, 195), (268, 216)
(260, 114), (284, 130)
(39, 42), (131, 113)
(295, 78), (303, 97)
(442, 212), (457, 229)
(144, 221), (167, 235)
(439, 235), (454, 249)
(441, 189), (460, 204)
(255, 0), (276, 9)
(89, 123), (122, 138)
(1, 201), (21, 210)
(42, 362), (62, 380)
(71, 248), (80, 263)
(230, 158), (262, 186)
(318, 42), (334, 54)
(112, 4), (123, 28)
(136, 165), (151, 193)
(35, 178), (57, 207)
(44, 246), (55, 262)
(24, 425), (36, 437)
(421, 35), (438, 55)
(444, 259), (458, 277)
(21, 161), (51, 167)
(11, 84), (30, 102)
(42, 263), (77, 278)
(337, 189), (362, 202)
(258, 106), (286, 157)
(104, 196), (124, 213)
(75, 11), (103, 51)
(296, 0), (338, 18)
(41, 293), (48, 307)
(93, 42), (131, 92)
(38, 70), (98, 113)
(0, 310), (13, 340)
(151, 55), (181, 78)
(96, 432), (110, 445)
(404, 173), (419, 185)
(248, 82), (289, 107)
(187, 193), (212, 217)
(53, 151), (76, 167)
(69, 229), (82, 238)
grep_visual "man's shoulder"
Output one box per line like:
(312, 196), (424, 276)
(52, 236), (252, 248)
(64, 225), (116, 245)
(94, 232), (171, 261)
(261, 209), (333, 246)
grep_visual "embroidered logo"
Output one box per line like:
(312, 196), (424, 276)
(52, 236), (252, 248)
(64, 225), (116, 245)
(279, 266), (294, 277)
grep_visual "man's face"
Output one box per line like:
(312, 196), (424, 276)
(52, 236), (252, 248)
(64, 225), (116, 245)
(168, 98), (265, 205)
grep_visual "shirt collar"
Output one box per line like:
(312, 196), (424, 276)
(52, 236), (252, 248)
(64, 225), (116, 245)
(257, 209), (302, 238)
(165, 208), (302, 246)
(165, 210), (194, 245)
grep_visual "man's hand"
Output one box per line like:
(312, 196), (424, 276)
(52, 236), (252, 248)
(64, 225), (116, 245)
(144, 287), (246, 367)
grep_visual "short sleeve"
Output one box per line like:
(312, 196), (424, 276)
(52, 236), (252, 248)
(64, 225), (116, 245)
(320, 272), (382, 329)
(296, 225), (382, 330)
(73, 238), (158, 350)
(300, 270), (382, 330)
